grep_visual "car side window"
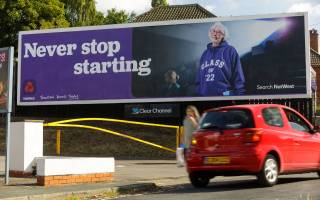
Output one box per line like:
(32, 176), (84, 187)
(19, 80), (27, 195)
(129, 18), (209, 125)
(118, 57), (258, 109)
(262, 107), (284, 127)
(284, 109), (311, 133)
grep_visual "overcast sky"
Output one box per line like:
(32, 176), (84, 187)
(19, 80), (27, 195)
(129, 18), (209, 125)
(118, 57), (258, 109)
(96, 0), (320, 31)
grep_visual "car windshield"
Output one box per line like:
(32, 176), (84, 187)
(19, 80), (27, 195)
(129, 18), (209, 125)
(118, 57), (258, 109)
(200, 109), (254, 130)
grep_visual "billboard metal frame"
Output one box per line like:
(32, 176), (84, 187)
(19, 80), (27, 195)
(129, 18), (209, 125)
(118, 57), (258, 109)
(17, 12), (311, 106)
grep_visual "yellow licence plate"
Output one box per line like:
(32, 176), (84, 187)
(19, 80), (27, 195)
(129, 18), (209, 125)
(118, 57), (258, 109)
(204, 156), (230, 165)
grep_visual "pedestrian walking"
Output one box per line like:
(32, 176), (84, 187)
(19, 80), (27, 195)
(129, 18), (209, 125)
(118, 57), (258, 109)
(177, 105), (200, 167)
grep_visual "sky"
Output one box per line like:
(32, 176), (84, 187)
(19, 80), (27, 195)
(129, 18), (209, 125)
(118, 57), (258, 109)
(95, 0), (320, 31)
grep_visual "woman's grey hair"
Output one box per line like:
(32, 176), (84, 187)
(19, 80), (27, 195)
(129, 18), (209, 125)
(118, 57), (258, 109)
(208, 22), (229, 41)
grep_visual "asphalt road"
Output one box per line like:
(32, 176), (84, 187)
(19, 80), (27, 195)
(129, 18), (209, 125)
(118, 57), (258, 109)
(117, 173), (320, 200)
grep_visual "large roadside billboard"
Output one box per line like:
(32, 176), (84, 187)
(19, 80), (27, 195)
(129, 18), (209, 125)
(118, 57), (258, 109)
(18, 12), (310, 105)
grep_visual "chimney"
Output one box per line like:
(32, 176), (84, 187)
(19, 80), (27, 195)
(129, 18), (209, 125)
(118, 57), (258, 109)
(310, 29), (319, 53)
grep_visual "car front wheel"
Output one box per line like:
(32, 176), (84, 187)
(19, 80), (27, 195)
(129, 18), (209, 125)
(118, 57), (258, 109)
(189, 172), (210, 188)
(257, 154), (279, 187)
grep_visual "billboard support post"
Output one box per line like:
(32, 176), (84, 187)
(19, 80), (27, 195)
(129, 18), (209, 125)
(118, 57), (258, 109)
(3, 46), (14, 185)
(5, 112), (11, 185)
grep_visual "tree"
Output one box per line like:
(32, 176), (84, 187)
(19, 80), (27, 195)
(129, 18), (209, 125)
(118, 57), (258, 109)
(151, 0), (168, 7)
(91, 11), (106, 26)
(0, 0), (69, 49)
(104, 8), (135, 24)
(0, 0), (5, 9)
(62, 0), (101, 27)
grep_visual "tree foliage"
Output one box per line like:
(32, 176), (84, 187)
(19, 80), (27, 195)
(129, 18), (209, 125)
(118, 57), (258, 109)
(0, 0), (69, 48)
(152, 0), (168, 7)
(61, 0), (133, 26)
(104, 8), (135, 24)
(61, 0), (99, 26)
(0, 0), (5, 9)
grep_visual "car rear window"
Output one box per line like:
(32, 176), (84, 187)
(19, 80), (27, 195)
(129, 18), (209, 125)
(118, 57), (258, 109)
(199, 109), (254, 130)
(262, 107), (284, 127)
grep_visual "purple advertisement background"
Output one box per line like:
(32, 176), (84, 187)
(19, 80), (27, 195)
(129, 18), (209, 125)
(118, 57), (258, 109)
(20, 28), (132, 102)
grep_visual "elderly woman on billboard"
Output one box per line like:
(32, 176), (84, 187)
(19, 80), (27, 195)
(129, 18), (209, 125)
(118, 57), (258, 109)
(196, 22), (245, 96)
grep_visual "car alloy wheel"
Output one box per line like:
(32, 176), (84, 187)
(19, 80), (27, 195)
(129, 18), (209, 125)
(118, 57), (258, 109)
(189, 172), (210, 188)
(257, 154), (279, 187)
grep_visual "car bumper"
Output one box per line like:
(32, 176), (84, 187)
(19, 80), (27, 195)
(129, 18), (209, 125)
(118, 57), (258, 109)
(186, 149), (264, 174)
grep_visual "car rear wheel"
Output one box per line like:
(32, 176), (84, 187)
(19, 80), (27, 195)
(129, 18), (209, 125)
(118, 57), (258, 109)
(189, 172), (210, 188)
(257, 154), (279, 187)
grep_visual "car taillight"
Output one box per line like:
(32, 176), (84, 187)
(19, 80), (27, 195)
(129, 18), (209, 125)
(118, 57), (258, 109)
(191, 137), (197, 146)
(244, 130), (262, 143)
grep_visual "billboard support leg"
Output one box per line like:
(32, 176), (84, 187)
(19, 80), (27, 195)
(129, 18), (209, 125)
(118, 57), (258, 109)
(5, 112), (11, 185)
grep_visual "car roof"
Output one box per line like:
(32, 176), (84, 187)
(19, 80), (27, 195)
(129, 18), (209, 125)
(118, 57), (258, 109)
(205, 104), (288, 112)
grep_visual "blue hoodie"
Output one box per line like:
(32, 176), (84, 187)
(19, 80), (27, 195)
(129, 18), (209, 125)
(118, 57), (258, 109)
(196, 41), (245, 96)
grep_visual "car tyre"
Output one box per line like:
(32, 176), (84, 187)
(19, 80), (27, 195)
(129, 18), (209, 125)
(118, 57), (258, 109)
(257, 154), (279, 187)
(189, 172), (210, 188)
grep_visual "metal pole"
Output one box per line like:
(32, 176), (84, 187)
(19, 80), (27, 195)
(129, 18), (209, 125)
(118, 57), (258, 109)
(5, 112), (11, 184)
(4, 47), (14, 185)
(56, 130), (61, 155)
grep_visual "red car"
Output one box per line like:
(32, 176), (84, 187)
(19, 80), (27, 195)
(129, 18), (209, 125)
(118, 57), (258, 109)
(186, 104), (320, 187)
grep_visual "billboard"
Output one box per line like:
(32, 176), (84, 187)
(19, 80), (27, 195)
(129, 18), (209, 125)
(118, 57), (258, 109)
(0, 47), (14, 112)
(18, 12), (310, 105)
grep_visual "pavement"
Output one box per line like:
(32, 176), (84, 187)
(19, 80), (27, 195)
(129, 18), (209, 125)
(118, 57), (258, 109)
(0, 156), (190, 200)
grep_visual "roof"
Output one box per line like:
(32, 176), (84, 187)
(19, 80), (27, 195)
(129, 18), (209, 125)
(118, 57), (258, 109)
(311, 48), (320, 68)
(207, 104), (293, 112)
(133, 4), (216, 22)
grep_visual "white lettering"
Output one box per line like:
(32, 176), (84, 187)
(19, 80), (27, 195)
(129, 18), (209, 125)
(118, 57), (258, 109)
(108, 41), (120, 57)
(257, 84), (273, 90)
(81, 43), (91, 55)
(73, 63), (83, 75)
(24, 42), (77, 58)
(46, 45), (58, 56)
(80, 39), (120, 57)
(24, 43), (38, 58)
(201, 59), (225, 70)
(73, 57), (152, 76)
(37, 46), (46, 57)
(56, 45), (66, 56)
(273, 84), (295, 89)
(89, 62), (102, 74)
(138, 58), (152, 76)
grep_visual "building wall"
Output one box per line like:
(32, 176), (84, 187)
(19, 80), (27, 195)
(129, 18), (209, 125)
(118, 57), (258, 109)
(310, 29), (320, 108)
(313, 66), (320, 102)
(310, 29), (319, 52)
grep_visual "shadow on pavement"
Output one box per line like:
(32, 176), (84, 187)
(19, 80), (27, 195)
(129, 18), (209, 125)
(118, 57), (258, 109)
(159, 177), (318, 194)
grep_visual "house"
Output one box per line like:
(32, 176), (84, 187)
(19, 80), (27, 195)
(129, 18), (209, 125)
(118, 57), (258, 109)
(310, 29), (320, 104)
(134, 4), (216, 22)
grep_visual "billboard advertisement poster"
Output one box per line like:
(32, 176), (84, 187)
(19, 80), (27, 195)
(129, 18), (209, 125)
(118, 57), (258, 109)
(18, 12), (310, 105)
(0, 47), (13, 112)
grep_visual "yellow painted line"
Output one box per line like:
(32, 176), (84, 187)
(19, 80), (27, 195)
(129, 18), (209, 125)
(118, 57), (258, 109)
(44, 118), (179, 129)
(45, 123), (176, 153)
